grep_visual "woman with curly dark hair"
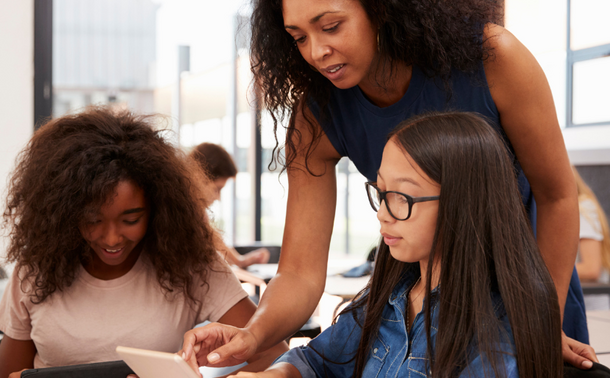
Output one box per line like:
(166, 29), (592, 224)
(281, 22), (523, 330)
(0, 106), (287, 378)
(181, 0), (596, 370)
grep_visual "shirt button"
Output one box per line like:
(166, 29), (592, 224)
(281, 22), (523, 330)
(373, 348), (378, 354)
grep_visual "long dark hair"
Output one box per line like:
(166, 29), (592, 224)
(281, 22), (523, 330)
(250, 0), (503, 173)
(347, 112), (562, 377)
(3, 106), (218, 305)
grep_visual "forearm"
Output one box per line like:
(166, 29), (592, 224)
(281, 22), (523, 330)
(536, 195), (579, 318)
(265, 363), (303, 378)
(220, 248), (241, 266)
(239, 343), (290, 374)
(576, 263), (601, 282)
(0, 336), (36, 378)
(246, 270), (326, 351)
(575, 239), (603, 282)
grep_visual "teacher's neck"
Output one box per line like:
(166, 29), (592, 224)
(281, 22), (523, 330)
(358, 61), (412, 108)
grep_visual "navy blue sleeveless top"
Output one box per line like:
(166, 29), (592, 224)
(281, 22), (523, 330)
(309, 64), (536, 222)
(308, 64), (589, 343)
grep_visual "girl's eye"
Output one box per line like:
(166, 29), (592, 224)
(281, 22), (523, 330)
(322, 23), (339, 32)
(85, 219), (101, 225)
(124, 218), (141, 225)
(294, 36), (306, 44)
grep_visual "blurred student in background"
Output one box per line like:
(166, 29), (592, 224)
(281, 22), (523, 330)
(574, 168), (610, 311)
(190, 143), (270, 269)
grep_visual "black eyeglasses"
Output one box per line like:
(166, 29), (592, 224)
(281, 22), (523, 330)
(365, 182), (439, 221)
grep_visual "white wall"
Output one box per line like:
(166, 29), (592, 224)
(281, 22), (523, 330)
(505, 0), (610, 165)
(0, 0), (34, 265)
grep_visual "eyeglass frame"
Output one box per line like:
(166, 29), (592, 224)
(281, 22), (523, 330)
(365, 182), (440, 221)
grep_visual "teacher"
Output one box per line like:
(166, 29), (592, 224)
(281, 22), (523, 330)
(182, 0), (596, 369)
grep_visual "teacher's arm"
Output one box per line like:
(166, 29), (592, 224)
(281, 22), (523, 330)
(182, 105), (341, 367)
(217, 297), (289, 373)
(0, 335), (36, 378)
(484, 24), (596, 367)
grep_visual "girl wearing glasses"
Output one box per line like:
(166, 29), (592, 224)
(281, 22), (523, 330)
(0, 107), (287, 378)
(229, 112), (564, 378)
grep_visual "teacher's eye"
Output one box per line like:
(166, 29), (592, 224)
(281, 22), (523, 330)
(322, 23), (339, 33)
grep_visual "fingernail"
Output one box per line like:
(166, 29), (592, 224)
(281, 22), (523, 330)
(583, 360), (593, 369)
(127, 375), (137, 378)
(182, 352), (186, 360)
(208, 353), (220, 363)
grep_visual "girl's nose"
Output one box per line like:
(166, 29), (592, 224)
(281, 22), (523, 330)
(377, 199), (394, 223)
(101, 223), (123, 247)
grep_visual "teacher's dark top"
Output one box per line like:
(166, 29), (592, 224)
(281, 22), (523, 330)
(308, 64), (589, 343)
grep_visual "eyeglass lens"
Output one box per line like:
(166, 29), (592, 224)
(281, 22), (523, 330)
(367, 184), (411, 220)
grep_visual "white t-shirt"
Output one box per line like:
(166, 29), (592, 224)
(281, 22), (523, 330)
(0, 254), (247, 368)
(578, 198), (609, 311)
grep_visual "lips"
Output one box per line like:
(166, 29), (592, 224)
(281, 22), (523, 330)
(381, 232), (401, 246)
(321, 63), (346, 80)
(100, 246), (126, 259)
(104, 247), (123, 254)
(325, 64), (344, 73)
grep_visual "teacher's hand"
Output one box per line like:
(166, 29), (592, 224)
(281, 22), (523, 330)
(180, 323), (259, 370)
(562, 331), (598, 369)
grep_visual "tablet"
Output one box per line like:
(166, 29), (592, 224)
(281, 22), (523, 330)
(20, 360), (133, 378)
(115, 346), (202, 378)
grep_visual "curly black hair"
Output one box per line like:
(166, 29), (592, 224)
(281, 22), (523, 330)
(250, 0), (503, 172)
(3, 106), (218, 304)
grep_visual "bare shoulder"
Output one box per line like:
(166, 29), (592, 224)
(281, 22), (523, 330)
(290, 101), (341, 173)
(482, 24), (537, 82)
(481, 23), (552, 119)
(483, 24), (519, 52)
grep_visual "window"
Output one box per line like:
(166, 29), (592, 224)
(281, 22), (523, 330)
(566, 0), (610, 127)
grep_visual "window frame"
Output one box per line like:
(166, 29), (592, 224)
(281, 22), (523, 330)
(565, 0), (610, 128)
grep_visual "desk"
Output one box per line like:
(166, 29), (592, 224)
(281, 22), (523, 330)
(586, 310), (610, 363)
(581, 282), (610, 296)
(588, 310), (610, 322)
(247, 261), (370, 299)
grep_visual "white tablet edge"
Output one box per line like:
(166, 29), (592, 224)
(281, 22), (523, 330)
(115, 346), (202, 378)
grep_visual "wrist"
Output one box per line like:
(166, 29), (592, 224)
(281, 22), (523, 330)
(244, 323), (265, 352)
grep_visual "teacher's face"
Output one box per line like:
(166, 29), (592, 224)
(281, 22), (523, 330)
(283, 0), (378, 89)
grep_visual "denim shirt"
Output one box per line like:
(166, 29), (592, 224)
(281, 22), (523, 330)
(275, 271), (519, 378)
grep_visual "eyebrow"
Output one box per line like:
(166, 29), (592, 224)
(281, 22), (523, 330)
(122, 208), (146, 215)
(377, 171), (422, 188)
(285, 11), (340, 29)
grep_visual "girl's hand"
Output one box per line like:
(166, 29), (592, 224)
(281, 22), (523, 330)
(9, 369), (27, 378)
(239, 248), (271, 268)
(180, 323), (259, 370)
(562, 331), (598, 369)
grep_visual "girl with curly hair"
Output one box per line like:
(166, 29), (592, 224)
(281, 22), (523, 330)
(0, 107), (287, 378)
(182, 0), (595, 370)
